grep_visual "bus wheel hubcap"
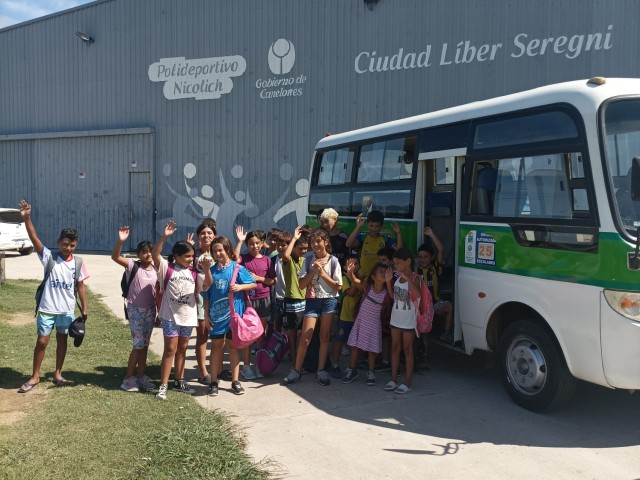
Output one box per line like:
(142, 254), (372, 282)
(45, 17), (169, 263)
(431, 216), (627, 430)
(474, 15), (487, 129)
(507, 338), (546, 395)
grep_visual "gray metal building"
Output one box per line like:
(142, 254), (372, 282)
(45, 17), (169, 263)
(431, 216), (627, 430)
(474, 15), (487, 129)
(1, 0), (638, 251)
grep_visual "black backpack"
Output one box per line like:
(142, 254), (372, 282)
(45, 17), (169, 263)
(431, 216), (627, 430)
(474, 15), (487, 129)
(121, 261), (141, 299)
(121, 261), (141, 319)
(35, 255), (83, 316)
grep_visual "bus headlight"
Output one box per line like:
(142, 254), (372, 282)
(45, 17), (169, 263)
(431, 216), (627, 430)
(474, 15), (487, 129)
(604, 290), (640, 322)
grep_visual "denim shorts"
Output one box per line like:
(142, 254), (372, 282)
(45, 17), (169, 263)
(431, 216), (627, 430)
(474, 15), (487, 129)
(304, 297), (338, 318)
(335, 320), (354, 341)
(161, 319), (193, 338)
(36, 312), (74, 337)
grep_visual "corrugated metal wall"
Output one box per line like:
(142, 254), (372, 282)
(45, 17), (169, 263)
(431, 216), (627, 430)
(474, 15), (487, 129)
(1, 0), (639, 250)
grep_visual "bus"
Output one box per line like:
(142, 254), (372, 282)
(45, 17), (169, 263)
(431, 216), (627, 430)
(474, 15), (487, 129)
(306, 77), (640, 411)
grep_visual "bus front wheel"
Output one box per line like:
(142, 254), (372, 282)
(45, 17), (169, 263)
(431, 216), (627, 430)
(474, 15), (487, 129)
(498, 320), (576, 412)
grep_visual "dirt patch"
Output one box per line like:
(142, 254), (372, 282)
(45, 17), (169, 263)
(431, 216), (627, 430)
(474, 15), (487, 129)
(5, 312), (34, 327)
(0, 385), (47, 426)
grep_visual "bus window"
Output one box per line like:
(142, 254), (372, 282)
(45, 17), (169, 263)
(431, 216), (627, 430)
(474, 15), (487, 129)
(357, 136), (415, 183)
(351, 190), (413, 218)
(435, 157), (456, 185)
(470, 153), (588, 219)
(315, 147), (355, 186)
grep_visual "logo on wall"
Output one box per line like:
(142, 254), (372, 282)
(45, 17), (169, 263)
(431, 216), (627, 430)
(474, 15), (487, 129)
(148, 55), (247, 101)
(268, 38), (296, 74)
(257, 38), (307, 100)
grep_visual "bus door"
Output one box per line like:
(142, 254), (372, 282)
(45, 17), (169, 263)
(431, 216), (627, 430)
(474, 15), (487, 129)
(420, 151), (466, 345)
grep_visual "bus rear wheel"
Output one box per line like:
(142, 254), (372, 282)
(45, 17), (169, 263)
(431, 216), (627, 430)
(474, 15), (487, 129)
(498, 320), (577, 412)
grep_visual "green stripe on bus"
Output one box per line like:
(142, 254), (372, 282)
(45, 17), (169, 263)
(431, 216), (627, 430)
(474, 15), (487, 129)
(458, 224), (640, 290)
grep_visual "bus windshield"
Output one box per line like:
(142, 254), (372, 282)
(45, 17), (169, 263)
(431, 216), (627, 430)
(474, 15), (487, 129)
(603, 98), (640, 233)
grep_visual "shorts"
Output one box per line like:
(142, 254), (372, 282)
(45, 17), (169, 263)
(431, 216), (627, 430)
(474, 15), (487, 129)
(211, 329), (233, 341)
(36, 312), (74, 337)
(284, 298), (305, 313)
(335, 319), (354, 342)
(272, 298), (285, 324)
(251, 296), (272, 319)
(161, 319), (193, 338)
(126, 304), (155, 349)
(304, 297), (338, 318)
(390, 324), (415, 334)
(283, 310), (304, 331)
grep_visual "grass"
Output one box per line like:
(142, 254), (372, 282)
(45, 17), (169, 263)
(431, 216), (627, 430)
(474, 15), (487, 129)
(0, 280), (270, 480)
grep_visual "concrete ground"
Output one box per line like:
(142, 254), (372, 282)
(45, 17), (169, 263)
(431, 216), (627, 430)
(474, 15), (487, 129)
(4, 251), (640, 479)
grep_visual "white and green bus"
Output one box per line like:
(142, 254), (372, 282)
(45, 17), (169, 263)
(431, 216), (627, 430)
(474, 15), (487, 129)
(306, 77), (640, 411)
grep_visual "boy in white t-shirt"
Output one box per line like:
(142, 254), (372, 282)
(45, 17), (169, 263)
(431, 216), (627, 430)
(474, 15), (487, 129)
(17, 200), (89, 394)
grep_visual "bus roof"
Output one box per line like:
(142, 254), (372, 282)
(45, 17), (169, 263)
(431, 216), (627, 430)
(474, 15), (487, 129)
(315, 77), (640, 150)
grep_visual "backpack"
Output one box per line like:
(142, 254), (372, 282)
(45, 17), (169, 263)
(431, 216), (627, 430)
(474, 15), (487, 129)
(156, 262), (198, 313)
(35, 255), (83, 316)
(255, 331), (289, 376)
(410, 273), (434, 334)
(121, 261), (141, 299)
(121, 261), (141, 320)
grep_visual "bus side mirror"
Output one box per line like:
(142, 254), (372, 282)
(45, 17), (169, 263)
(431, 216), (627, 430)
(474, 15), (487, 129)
(631, 157), (640, 201)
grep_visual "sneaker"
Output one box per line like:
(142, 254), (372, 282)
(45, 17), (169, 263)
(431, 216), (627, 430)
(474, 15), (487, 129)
(120, 376), (139, 392)
(231, 381), (245, 395)
(356, 360), (367, 370)
(316, 370), (331, 386)
(197, 374), (211, 385)
(137, 375), (155, 391)
(172, 379), (195, 395)
(342, 367), (359, 384)
(219, 369), (232, 382)
(208, 382), (219, 397)
(330, 365), (342, 379)
(241, 365), (256, 380)
(366, 370), (376, 386)
(283, 369), (301, 385)
(155, 383), (168, 400)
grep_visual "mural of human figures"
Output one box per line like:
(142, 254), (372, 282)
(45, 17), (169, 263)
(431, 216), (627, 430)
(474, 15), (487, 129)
(157, 161), (310, 241)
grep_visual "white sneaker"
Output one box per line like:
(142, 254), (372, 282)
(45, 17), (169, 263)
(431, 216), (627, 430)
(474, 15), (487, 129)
(120, 376), (139, 392)
(156, 383), (168, 400)
(241, 365), (256, 380)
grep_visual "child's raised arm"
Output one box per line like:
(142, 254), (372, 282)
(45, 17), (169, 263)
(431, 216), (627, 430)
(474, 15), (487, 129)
(111, 226), (131, 268)
(345, 214), (365, 248)
(282, 226), (302, 263)
(233, 225), (246, 263)
(19, 200), (43, 256)
(152, 220), (176, 268)
(392, 222), (404, 250)
(424, 227), (445, 266)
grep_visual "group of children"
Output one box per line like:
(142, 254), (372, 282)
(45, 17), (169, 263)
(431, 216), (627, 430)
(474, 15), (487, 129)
(19, 199), (452, 400)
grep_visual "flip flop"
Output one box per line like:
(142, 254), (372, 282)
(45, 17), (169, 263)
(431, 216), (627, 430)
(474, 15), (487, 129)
(394, 383), (412, 394)
(17, 382), (38, 394)
(52, 378), (69, 387)
(383, 380), (398, 391)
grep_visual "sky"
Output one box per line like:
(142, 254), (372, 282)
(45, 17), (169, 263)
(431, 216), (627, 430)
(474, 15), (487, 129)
(0, 0), (93, 29)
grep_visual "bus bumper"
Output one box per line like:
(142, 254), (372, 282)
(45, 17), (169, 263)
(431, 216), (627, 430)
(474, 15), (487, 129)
(601, 292), (640, 389)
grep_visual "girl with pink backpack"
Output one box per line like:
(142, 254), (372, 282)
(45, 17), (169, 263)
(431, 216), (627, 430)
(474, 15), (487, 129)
(204, 236), (256, 396)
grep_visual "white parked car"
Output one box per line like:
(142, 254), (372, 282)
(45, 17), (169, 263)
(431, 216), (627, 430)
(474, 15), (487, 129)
(0, 208), (34, 255)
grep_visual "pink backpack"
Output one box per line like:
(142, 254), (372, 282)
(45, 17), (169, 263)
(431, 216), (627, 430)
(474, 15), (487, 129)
(255, 331), (289, 376)
(410, 273), (434, 334)
(228, 264), (264, 349)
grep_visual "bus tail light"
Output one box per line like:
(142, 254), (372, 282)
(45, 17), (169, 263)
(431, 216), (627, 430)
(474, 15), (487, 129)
(603, 290), (640, 322)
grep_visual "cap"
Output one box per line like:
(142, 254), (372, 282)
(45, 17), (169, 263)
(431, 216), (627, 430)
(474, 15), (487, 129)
(68, 317), (86, 347)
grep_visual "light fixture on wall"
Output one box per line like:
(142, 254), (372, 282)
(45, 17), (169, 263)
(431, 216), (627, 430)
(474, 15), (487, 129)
(130, 160), (138, 168)
(75, 31), (94, 44)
